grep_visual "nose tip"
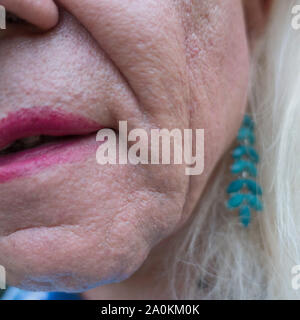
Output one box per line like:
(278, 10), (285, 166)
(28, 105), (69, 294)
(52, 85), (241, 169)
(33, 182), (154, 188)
(0, 0), (59, 30)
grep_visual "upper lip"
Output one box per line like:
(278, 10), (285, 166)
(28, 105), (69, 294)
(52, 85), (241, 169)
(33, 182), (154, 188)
(0, 107), (102, 152)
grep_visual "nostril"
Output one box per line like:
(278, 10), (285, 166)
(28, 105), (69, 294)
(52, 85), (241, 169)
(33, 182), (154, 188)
(6, 11), (26, 25)
(0, 0), (59, 30)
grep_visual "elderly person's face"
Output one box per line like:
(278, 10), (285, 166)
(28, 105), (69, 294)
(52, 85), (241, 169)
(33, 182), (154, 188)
(0, 0), (262, 292)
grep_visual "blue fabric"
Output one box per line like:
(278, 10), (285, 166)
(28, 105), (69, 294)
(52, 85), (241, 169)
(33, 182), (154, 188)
(1, 287), (82, 300)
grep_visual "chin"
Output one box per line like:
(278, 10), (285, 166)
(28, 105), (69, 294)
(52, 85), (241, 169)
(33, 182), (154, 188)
(1, 218), (155, 292)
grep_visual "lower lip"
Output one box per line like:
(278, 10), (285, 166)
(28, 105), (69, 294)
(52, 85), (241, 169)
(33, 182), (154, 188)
(0, 134), (102, 183)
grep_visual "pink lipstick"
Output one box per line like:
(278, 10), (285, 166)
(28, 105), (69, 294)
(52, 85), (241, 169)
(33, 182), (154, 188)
(0, 107), (103, 183)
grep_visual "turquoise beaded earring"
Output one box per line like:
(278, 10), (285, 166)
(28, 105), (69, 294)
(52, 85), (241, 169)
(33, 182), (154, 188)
(226, 114), (263, 227)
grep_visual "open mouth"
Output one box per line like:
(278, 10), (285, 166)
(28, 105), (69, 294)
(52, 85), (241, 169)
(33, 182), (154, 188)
(0, 135), (81, 156)
(0, 107), (104, 182)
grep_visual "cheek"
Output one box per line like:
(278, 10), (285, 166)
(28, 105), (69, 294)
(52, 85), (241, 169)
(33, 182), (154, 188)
(189, 0), (250, 159)
(179, 1), (249, 214)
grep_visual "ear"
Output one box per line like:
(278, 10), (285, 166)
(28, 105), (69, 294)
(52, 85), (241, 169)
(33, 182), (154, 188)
(243, 0), (273, 43)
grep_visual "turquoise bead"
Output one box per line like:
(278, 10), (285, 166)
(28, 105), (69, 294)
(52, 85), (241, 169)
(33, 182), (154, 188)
(239, 206), (251, 227)
(227, 179), (262, 195)
(237, 127), (255, 145)
(231, 160), (257, 177)
(227, 180), (244, 193)
(227, 193), (244, 209)
(232, 145), (259, 163)
(243, 115), (255, 130)
(248, 147), (259, 163)
(245, 179), (262, 195)
(232, 146), (244, 158)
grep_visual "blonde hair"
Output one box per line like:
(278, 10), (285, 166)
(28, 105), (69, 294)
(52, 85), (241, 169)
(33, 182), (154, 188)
(167, 0), (300, 299)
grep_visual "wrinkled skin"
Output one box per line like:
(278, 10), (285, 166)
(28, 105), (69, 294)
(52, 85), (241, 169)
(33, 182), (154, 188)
(0, 0), (263, 297)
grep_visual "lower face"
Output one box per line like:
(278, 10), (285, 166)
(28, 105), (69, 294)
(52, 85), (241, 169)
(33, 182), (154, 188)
(0, 0), (249, 292)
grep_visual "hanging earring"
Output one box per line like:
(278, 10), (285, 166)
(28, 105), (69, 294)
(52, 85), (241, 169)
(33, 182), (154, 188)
(226, 114), (263, 227)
